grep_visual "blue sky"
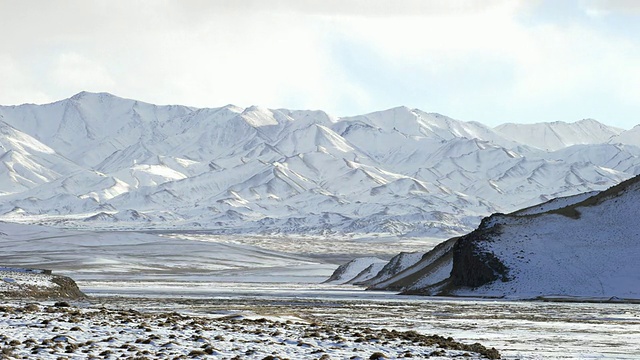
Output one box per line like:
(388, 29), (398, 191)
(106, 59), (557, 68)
(1, 0), (639, 128)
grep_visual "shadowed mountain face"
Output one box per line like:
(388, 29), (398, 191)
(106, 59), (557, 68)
(349, 175), (640, 300)
(0, 92), (639, 236)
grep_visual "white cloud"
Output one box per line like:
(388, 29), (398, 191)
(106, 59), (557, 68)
(97, 9), (371, 111)
(51, 53), (116, 93)
(332, 1), (526, 56)
(582, 0), (640, 15)
(321, 1), (640, 124)
(0, 1), (639, 127)
(0, 55), (52, 105)
(168, 0), (515, 18)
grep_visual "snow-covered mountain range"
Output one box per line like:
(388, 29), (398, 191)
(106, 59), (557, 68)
(0, 92), (638, 237)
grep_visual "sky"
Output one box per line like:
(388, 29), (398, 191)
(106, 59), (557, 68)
(1, 0), (640, 128)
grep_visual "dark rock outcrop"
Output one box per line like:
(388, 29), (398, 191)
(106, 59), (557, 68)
(49, 274), (87, 299)
(449, 214), (509, 289)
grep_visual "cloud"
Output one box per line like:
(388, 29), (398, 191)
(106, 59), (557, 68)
(0, 1), (367, 110)
(320, 0), (640, 125)
(582, 0), (640, 15)
(0, 55), (52, 105)
(51, 53), (116, 93)
(169, 0), (515, 17)
(0, 0), (639, 127)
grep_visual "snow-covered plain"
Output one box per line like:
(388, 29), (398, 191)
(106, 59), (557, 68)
(0, 221), (443, 286)
(0, 222), (503, 359)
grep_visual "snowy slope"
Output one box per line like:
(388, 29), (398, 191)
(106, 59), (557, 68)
(359, 176), (640, 299)
(1, 92), (640, 236)
(0, 121), (78, 194)
(495, 119), (623, 151)
(0, 92), (194, 168)
(452, 175), (640, 299)
(610, 124), (640, 147)
(323, 257), (388, 284)
(375, 176), (640, 299)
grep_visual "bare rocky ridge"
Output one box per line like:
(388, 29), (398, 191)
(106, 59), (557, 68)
(447, 218), (509, 289)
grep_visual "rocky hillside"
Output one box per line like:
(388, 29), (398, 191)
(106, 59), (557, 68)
(332, 175), (640, 300)
(0, 267), (85, 299)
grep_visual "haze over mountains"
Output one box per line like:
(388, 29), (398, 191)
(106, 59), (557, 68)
(0, 92), (639, 237)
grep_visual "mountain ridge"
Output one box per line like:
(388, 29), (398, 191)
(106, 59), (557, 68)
(0, 92), (639, 237)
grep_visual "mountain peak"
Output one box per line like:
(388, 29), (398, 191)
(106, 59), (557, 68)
(241, 106), (280, 127)
(576, 118), (599, 123)
(221, 104), (243, 112)
(69, 91), (118, 101)
(574, 118), (626, 132)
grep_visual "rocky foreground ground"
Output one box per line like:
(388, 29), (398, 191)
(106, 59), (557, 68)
(0, 301), (500, 359)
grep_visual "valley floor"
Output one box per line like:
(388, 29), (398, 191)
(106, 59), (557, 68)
(0, 296), (498, 360)
(2, 228), (640, 359)
(46, 282), (640, 359)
